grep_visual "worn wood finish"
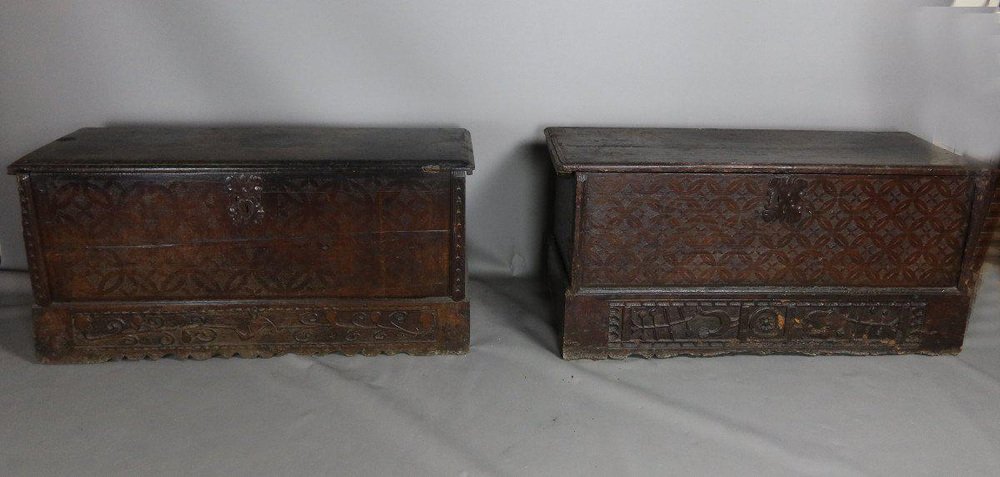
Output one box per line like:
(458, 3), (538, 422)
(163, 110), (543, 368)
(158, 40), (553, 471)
(9, 127), (473, 363)
(546, 128), (980, 172)
(546, 127), (999, 359)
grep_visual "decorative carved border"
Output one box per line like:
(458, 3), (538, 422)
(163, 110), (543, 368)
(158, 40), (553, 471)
(17, 175), (50, 304)
(608, 300), (927, 350)
(69, 306), (437, 351)
(450, 173), (466, 300)
(972, 173), (1000, 264)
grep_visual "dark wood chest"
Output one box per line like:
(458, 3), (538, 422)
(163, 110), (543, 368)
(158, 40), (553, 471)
(546, 127), (999, 359)
(9, 127), (473, 363)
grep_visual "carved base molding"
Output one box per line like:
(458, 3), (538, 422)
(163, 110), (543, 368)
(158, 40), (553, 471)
(608, 300), (927, 351)
(34, 299), (469, 363)
(556, 288), (967, 359)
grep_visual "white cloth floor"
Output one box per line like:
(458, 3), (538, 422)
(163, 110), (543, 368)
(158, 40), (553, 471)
(1, 265), (999, 476)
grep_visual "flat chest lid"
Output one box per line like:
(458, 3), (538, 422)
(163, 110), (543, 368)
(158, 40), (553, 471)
(8, 127), (474, 173)
(545, 127), (987, 174)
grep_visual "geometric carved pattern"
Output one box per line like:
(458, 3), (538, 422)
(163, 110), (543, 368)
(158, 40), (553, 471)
(36, 174), (448, 245)
(581, 173), (973, 288)
(33, 174), (452, 300)
(70, 306), (436, 350)
(608, 300), (927, 351)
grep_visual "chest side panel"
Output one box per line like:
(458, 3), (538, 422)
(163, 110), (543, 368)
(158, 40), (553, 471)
(33, 173), (452, 301)
(578, 173), (974, 288)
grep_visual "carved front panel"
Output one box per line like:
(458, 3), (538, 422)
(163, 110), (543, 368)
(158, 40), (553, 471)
(34, 173), (449, 245)
(580, 173), (973, 288)
(70, 306), (437, 350)
(608, 300), (927, 350)
(32, 173), (452, 300)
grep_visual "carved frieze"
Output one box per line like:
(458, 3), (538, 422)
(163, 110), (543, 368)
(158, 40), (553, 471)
(608, 300), (927, 350)
(70, 306), (437, 350)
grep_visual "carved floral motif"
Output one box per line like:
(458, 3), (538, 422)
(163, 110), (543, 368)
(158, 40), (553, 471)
(747, 306), (784, 339)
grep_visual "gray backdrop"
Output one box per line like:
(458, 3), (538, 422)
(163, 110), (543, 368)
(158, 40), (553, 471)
(2, 3), (1000, 476)
(2, 1), (998, 276)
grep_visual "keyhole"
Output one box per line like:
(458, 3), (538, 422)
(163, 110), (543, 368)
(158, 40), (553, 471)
(229, 198), (261, 224)
(236, 199), (255, 218)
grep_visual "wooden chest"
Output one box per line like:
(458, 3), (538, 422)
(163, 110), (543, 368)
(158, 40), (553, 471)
(8, 127), (473, 363)
(545, 128), (999, 359)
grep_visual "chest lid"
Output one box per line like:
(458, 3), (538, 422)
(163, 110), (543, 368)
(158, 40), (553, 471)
(8, 127), (474, 173)
(545, 127), (988, 174)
